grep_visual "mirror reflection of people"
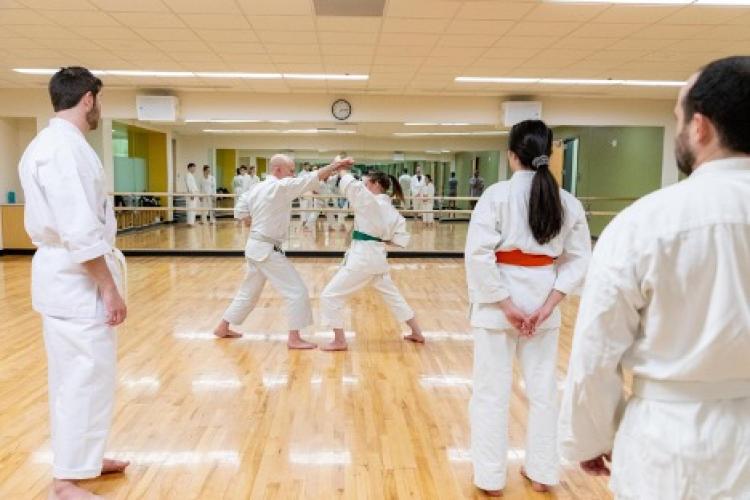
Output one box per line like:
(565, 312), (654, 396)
(411, 165), (427, 222)
(200, 165), (216, 225)
(185, 162), (199, 226)
(422, 174), (435, 226)
(465, 120), (592, 497)
(398, 168), (411, 210)
(447, 171), (458, 213)
(469, 168), (485, 210)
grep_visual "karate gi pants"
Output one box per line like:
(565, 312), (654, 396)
(320, 267), (414, 329)
(223, 251), (313, 331)
(186, 196), (199, 225)
(42, 310), (116, 479)
(201, 197), (215, 224)
(470, 327), (560, 490)
(609, 396), (750, 500)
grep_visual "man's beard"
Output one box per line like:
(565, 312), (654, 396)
(675, 126), (696, 177)
(86, 104), (100, 131)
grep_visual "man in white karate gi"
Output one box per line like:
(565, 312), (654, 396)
(185, 162), (200, 226)
(19, 66), (129, 499)
(213, 154), (353, 348)
(559, 56), (750, 499)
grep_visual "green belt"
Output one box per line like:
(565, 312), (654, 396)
(352, 230), (383, 242)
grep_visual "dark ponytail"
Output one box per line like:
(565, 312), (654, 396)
(508, 120), (563, 245)
(367, 171), (404, 203)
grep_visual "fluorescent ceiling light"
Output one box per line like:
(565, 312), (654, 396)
(203, 129), (355, 135)
(284, 73), (368, 81)
(13, 69), (368, 81)
(405, 122), (476, 126)
(394, 131), (507, 137)
(404, 122), (438, 126)
(186, 119), (261, 123)
(456, 76), (685, 87)
(548, 0), (690, 4)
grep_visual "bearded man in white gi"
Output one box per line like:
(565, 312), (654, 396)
(213, 154), (353, 348)
(559, 56), (750, 499)
(19, 67), (129, 499)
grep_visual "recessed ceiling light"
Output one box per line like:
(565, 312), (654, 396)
(456, 76), (685, 87)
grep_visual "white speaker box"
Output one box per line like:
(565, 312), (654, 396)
(502, 101), (542, 127)
(136, 96), (179, 122)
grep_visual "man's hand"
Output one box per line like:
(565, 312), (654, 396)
(318, 157), (354, 180)
(102, 285), (127, 326)
(525, 305), (553, 337)
(580, 454), (612, 476)
(498, 298), (532, 335)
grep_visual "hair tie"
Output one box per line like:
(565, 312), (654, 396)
(531, 155), (549, 169)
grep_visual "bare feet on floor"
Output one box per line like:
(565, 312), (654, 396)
(287, 331), (317, 350)
(214, 320), (243, 339)
(101, 458), (130, 474)
(478, 487), (503, 497)
(51, 480), (102, 500)
(321, 340), (348, 351)
(404, 332), (425, 343)
(520, 467), (550, 492)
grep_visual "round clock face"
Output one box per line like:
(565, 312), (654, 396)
(332, 99), (352, 120)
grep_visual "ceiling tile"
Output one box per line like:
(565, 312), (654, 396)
(0, 8), (52, 24)
(179, 14), (250, 30)
(379, 33), (438, 46)
(208, 42), (266, 54)
(42, 10), (120, 26)
(525, 3), (609, 22)
(20, 0), (94, 9)
(699, 25), (750, 41)
(134, 28), (200, 41)
(570, 23), (646, 38)
(112, 13), (186, 28)
(96, 38), (158, 51)
(382, 18), (449, 34)
(455, 3), (535, 21)
(436, 34), (499, 48)
(248, 15), (316, 31)
(445, 19), (514, 35)
(258, 31), (317, 44)
(482, 47), (541, 59)
(318, 31), (378, 44)
(631, 24), (713, 40)
(554, 37), (613, 50)
(162, 0), (241, 13)
(9, 24), (79, 38)
(153, 40), (211, 52)
(384, 0), (461, 19)
(90, 0), (169, 12)
(376, 45), (432, 56)
(429, 46), (485, 59)
(506, 22), (581, 38)
(606, 38), (676, 51)
(272, 54), (322, 64)
(320, 44), (375, 55)
(592, 5), (680, 24)
(265, 44), (320, 55)
(663, 6), (750, 25)
(494, 36), (559, 49)
(195, 29), (258, 42)
(237, 0), (312, 16)
(316, 16), (381, 32)
(71, 25), (140, 39)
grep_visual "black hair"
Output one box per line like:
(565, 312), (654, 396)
(187, 162), (196, 169)
(368, 171), (404, 203)
(203, 165), (210, 171)
(239, 165), (247, 171)
(49, 67), (103, 112)
(684, 56), (750, 154)
(426, 174), (433, 183)
(508, 120), (563, 245)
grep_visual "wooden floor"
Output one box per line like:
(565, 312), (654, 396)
(0, 256), (612, 500)
(116, 218), (469, 253)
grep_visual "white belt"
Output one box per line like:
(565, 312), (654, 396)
(249, 232), (284, 253)
(632, 377), (750, 402)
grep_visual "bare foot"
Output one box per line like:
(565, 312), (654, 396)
(214, 320), (243, 339)
(51, 480), (102, 500)
(478, 487), (503, 497)
(520, 467), (550, 493)
(404, 333), (425, 344)
(321, 340), (348, 351)
(101, 458), (129, 474)
(287, 338), (317, 350)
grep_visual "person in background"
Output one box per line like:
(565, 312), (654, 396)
(200, 165), (216, 225)
(469, 168), (485, 210)
(398, 168), (412, 210)
(422, 174), (436, 226)
(185, 162), (200, 226)
(410, 165), (427, 223)
(447, 171), (458, 215)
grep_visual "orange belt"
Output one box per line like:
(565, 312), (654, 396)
(495, 249), (554, 267)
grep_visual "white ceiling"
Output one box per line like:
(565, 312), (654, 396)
(0, 0), (748, 99)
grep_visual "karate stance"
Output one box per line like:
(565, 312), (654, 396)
(19, 66), (129, 500)
(465, 120), (591, 496)
(422, 174), (436, 225)
(185, 162), (200, 226)
(200, 165), (216, 225)
(559, 56), (750, 500)
(320, 170), (425, 351)
(213, 154), (353, 348)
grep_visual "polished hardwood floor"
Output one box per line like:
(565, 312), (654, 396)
(0, 256), (612, 499)
(116, 218), (469, 253)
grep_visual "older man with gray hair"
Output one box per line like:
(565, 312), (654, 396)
(214, 154), (353, 349)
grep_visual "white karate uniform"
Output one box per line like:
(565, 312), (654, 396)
(411, 174), (427, 216)
(222, 172), (322, 331)
(559, 158), (750, 500)
(323, 175), (338, 225)
(232, 174), (245, 211)
(398, 174), (411, 209)
(19, 117), (124, 480)
(200, 174), (216, 224)
(422, 182), (435, 224)
(465, 170), (591, 491)
(243, 173), (260, 193)
(320, 174), (414, 329)
(185, 172), (200, 225)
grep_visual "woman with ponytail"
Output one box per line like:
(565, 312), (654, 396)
(464, 120), (592, 496)
(320, 169), (424, 351)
